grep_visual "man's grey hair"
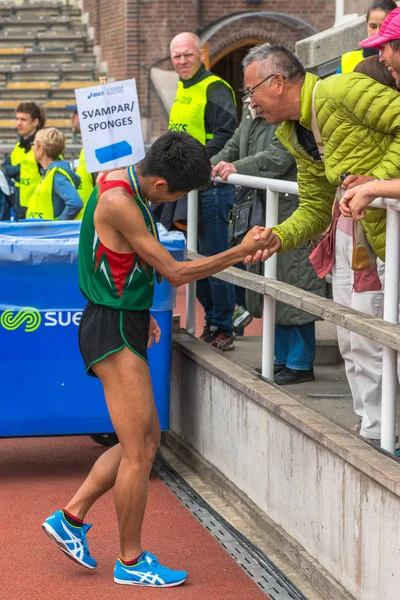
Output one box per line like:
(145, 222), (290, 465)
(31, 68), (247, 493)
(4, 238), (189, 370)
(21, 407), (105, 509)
(242, 44), (305, 81)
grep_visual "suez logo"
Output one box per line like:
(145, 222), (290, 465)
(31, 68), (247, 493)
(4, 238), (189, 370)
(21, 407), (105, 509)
(0, 308), (82, 333)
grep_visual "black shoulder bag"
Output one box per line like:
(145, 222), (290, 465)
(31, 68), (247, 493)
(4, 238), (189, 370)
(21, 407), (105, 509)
(227, 126), (274, 246)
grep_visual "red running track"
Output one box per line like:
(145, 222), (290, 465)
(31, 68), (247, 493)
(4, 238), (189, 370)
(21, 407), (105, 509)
(1, 436), (269, 600)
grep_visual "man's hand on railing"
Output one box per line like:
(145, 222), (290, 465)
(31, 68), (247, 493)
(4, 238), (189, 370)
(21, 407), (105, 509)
(339, 181), (380, 221)
(211, 161), (238, 181)
(240, 226), (282, 264)
(338, 175), (375, 220)
(340, 174), (375, 190)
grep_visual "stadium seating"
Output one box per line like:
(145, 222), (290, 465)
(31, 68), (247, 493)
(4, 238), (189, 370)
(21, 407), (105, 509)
(0, 1), (105, 144)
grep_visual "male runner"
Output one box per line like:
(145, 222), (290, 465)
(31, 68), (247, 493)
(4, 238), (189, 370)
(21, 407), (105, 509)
(42, 131), (270, 587)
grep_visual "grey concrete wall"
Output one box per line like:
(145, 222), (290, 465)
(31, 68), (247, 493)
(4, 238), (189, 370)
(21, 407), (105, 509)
(296, 15), (367, 68)
(296, 1), (400, 69)
(170, 334), (400, 600)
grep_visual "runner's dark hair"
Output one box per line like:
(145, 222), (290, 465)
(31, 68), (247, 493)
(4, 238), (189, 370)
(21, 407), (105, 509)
(139, 131), (211, 193)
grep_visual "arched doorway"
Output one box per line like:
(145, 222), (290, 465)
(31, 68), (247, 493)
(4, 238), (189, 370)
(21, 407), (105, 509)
(211, 40), (263, 121)
(200, 11), (318, 121)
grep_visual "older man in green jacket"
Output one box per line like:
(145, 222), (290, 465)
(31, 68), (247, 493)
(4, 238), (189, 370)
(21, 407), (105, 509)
(242, 43), (400, 445)
(211, 102), (325, 384)
(242, 44), (400, 258)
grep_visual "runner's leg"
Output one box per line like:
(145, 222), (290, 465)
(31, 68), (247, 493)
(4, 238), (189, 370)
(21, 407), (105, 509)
(91, 346), (160, 560)
(65, 443), (122, 519)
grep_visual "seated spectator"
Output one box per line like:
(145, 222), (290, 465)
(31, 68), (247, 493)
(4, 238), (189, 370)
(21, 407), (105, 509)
(26, 127), (83, 220)
(212, 99), (325, 384)
(2, 102), (46, 219)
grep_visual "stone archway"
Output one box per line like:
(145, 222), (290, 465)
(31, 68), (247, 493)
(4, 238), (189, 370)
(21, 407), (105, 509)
(200, 11), (318, 47)
(201, 12), (317, 120)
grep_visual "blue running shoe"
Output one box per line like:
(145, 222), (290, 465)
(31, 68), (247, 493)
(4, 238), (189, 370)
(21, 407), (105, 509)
(42, 510), (97, 569)
(114, 551), (187, 587)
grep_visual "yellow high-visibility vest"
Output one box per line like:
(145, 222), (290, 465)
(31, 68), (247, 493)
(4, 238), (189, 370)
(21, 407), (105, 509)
(169, 74), (235, 145)
(10, 144), (41, 208)
(26, 166), (75, 220)
(75, 148), (94, 219)
(341, 50), (364, 73)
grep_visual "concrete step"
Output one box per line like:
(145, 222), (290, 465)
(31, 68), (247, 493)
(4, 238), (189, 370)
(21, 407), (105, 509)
(0, 16), (83, 32)
(14, 3), (67, 18)
(25, 48), (78, 63)
(0, 62), (97, 83)
(0, 47), (25, 63)
(315, 320), (342, 366)
(0, 32), (36, 47)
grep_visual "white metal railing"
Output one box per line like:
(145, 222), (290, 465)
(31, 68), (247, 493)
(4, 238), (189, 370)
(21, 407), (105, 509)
(186, 176), (400, 454)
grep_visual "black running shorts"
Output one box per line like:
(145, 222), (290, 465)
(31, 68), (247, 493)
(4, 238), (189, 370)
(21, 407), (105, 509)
(78, 301), (150, 377)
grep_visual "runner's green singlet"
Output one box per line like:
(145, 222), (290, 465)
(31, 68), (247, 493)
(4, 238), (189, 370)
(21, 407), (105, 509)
(78, 166), (159, 311)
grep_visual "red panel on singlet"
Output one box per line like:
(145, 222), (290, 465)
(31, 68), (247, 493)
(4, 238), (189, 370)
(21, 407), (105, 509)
(94, 172), (146, 299)
(98, 172), (133, 197)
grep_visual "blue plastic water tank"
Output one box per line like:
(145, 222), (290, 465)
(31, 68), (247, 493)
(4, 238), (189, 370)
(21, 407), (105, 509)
(0, 221), (185, 436)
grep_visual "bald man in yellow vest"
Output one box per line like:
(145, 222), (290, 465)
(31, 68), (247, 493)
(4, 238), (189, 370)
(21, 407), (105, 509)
(167, 32), (238, 351)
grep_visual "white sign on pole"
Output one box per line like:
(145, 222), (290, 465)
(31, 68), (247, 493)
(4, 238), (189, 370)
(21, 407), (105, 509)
(74, 79), (145, 173)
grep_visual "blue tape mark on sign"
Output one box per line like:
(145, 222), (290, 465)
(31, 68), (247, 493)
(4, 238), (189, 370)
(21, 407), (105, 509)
(95, 140), (132, 164)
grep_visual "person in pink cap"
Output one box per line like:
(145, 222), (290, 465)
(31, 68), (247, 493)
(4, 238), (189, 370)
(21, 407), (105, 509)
(359, 5), (400, 85)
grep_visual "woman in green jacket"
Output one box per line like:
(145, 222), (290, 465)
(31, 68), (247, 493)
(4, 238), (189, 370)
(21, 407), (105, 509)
(211, 102), (325, 384)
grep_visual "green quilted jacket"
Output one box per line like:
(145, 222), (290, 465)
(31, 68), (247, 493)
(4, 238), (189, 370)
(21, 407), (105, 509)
(274, 72), (400, 260)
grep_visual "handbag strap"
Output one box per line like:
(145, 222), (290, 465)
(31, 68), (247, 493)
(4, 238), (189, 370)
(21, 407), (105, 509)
(263, 123), (277, 151)
(311, 80), (325, 163)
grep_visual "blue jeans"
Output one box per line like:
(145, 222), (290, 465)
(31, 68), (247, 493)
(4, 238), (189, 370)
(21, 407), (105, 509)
(196, 184), (236, 334)
(274, 322), (316, 370)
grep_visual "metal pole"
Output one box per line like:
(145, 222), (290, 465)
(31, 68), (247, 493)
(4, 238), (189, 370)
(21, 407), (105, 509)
(335, 0), (344, 25)
(261, 188), (279, 380)
(186, 189), (198, 334)
(381, 205), (400, 453)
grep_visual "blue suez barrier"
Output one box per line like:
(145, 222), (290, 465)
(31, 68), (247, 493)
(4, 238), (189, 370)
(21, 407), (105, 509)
(0, 221), (185, 436)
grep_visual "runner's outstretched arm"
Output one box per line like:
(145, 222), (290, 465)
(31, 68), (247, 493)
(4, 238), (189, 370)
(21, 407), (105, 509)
(98, 189), (271, 287)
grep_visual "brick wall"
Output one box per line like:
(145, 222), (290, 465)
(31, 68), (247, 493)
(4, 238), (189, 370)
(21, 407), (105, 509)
(81, 0), (335, 139)
(82, 0), (127, 79)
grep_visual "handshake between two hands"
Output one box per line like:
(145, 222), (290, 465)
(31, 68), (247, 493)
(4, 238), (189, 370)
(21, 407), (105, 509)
(240, 226), (282, 265)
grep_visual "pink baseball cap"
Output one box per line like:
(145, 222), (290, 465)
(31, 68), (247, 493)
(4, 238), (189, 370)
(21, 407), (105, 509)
(359, 6), (400, 49)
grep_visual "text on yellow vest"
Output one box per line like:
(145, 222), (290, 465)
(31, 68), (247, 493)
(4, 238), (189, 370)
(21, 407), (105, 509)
(26, 166), (75, 220)
(75, 148), (94, 220)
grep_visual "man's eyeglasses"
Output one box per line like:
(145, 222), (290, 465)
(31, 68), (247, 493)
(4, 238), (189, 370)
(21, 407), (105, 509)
(243, 73), (277, 100)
